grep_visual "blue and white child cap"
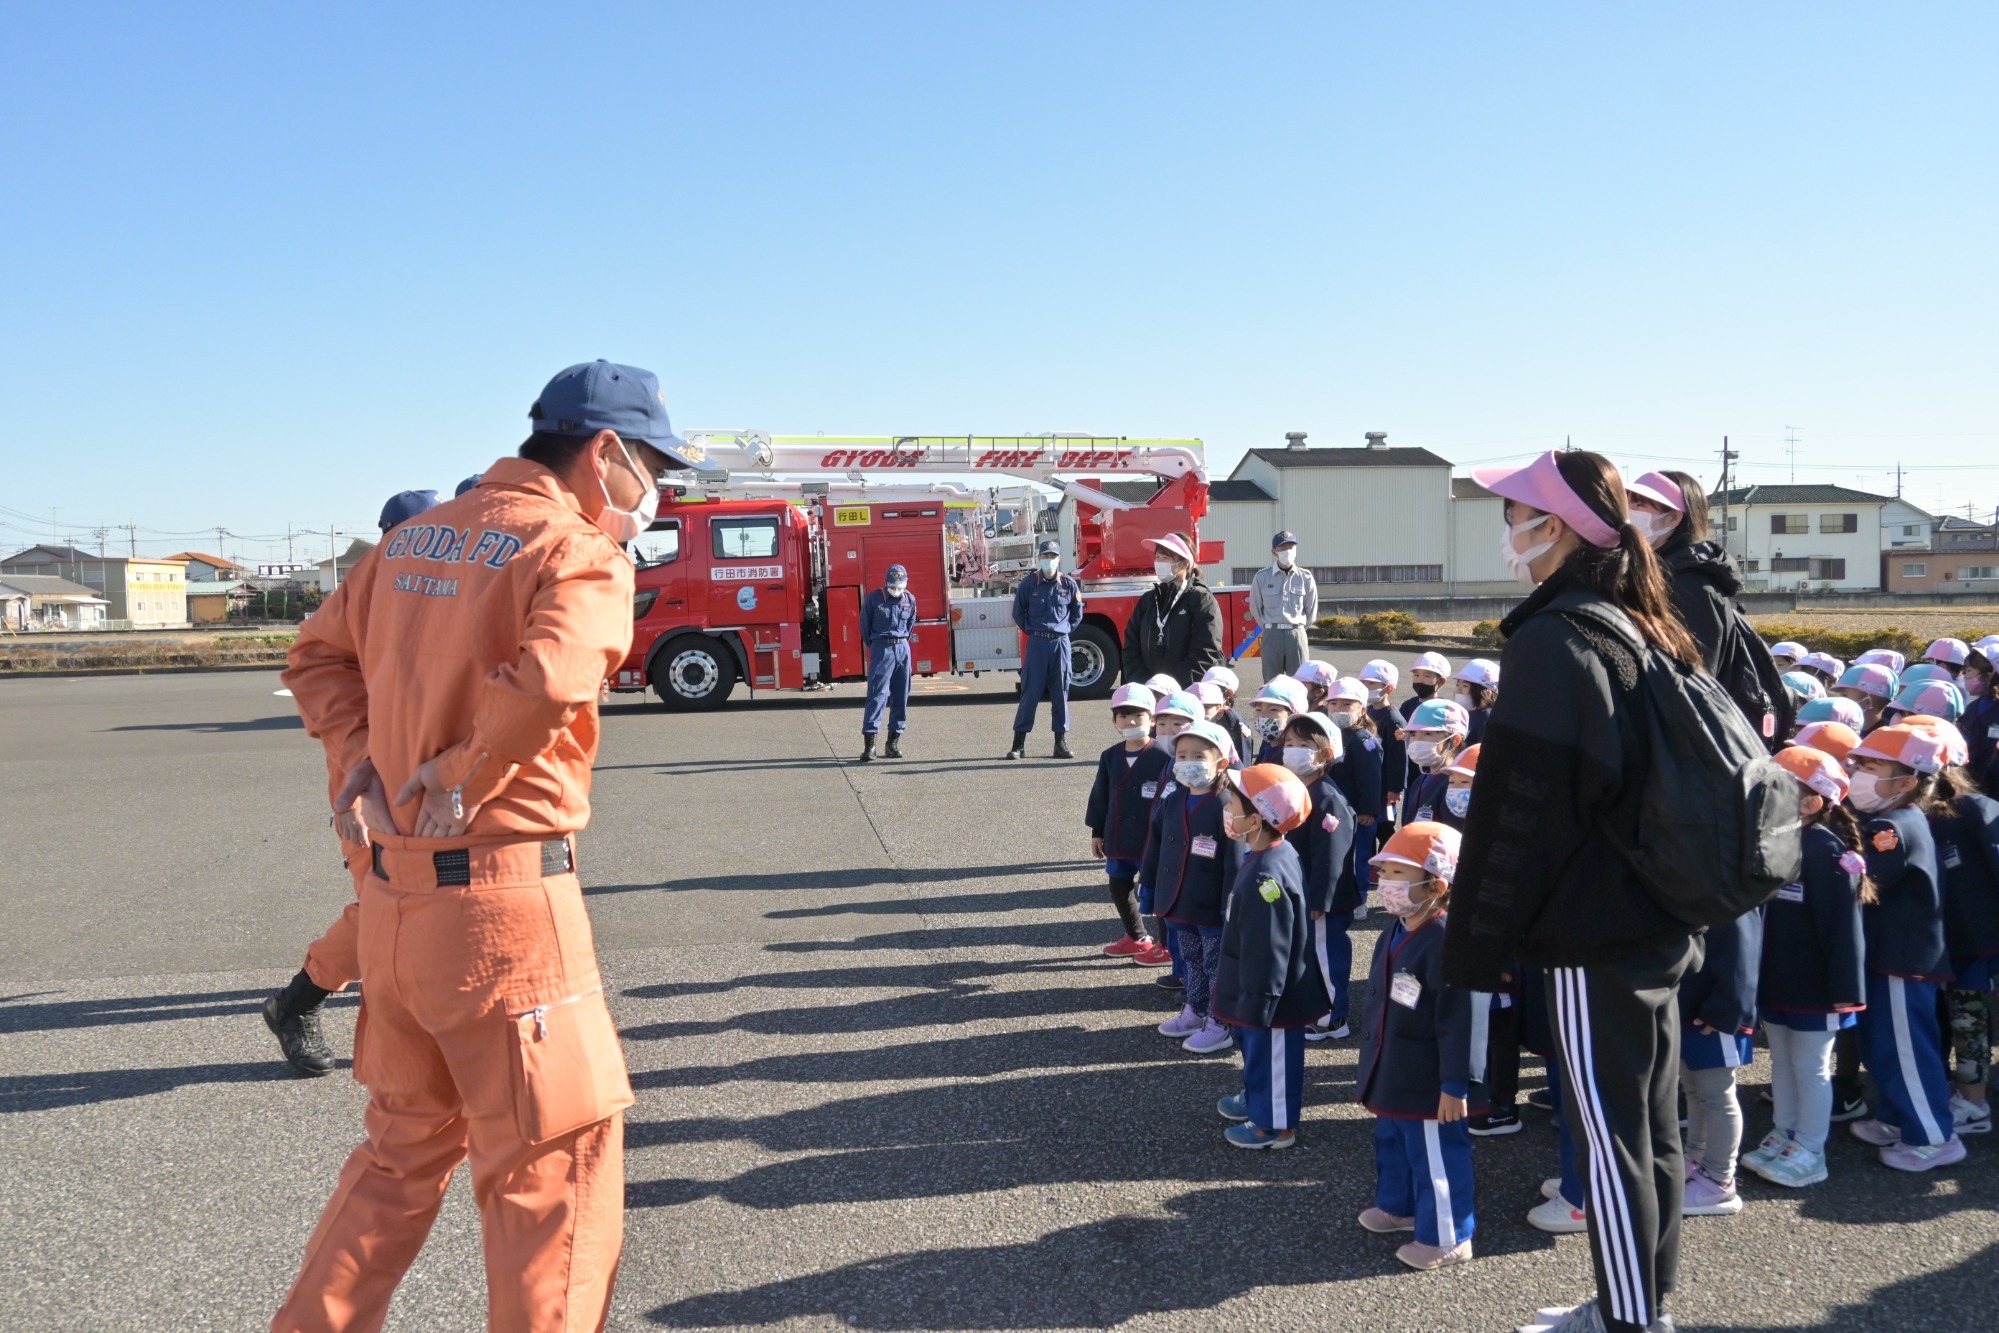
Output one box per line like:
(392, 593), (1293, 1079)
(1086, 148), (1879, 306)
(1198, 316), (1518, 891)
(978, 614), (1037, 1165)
(1411, 651), (1453, 676)
(1285, 711), (1345, 763)
(1175, 719), (1237, 765)
(1782, 670), (1826, 702)
(1796, 695), (1864, 729)
(1835, 663), (1899, 701)
(1454, 658), (1500, 689)
(1854, 648), (1906, 672)
(1901, 663), (1953, 687)
(1155, 690), (1202, 722)
(1359, 659), (1399, 688)
(1768, 640), (1808, 661)
(1925, 637), (1971, 667)
(1145, 672), (1182, 697)
(1799, 651), (1845, 678)
(1109, 683), (1156, 713)
(1889, 679), (1965, 723)
(1326, 676), (1370, 704)
(1253, 675), (1310, 714)
(1200, 665), (1240, 694)
(1292, 660), (1339, 687)
(1404, 698), (1470, 737)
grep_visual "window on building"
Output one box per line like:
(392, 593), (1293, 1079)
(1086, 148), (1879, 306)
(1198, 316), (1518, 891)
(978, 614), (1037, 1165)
(1904, 524), (1922, 536)
(1819, 513), (1858, 533)
(710, 517), (779, 560)
(1725, 515), (1738, 532)
(1903, 562), (1927, 577)
(1771, 514), (1809, 534)
(1311, 565), (1443, 584)
(1810, 558), (1846, 580)
(1770, 557), (1810, 573)
(1742, 559), (1760, 572)
(1961, 566), (1998, 581)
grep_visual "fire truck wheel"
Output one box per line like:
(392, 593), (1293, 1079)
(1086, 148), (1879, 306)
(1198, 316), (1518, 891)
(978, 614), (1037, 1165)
(650, 636), (739, 710)
(1067, 623), (1119, 700)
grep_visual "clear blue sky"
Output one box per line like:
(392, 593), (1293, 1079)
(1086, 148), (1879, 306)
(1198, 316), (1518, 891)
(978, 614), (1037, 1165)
(3, 3), (1994, 564)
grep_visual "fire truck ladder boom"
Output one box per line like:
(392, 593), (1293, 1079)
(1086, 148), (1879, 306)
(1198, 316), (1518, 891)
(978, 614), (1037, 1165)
(676, 432), (1207, 488)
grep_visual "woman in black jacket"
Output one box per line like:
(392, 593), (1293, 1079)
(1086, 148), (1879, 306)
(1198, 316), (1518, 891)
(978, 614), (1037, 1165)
(1120, 533), (1225, 688)
(1444, 449), (1705, 1333)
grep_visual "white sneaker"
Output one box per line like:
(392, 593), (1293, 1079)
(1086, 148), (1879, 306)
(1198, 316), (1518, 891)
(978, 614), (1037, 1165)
(1951, 1093), (1992, 1135)
(1540, 1176), (1564, 1201)
(1526, 1196), (1587, 1234)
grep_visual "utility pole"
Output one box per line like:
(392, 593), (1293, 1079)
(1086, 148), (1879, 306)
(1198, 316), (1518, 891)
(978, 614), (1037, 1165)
(1895, 462), (1903, 499)
(1717, 436), (1739, 560)
(285, 524), (295, 564)
(92, 527), (108, 556)
(1784, 426), (1800, 483)
(124, 524), (137, 558)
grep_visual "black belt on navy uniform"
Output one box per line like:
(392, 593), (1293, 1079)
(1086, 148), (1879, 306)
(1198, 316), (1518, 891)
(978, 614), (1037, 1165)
(1030, 630), (1070, 639)
(372, 839), (575, 885)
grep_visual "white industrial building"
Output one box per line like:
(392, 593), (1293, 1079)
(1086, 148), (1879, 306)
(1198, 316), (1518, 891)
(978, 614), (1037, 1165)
(1709, 484), (1889, 591)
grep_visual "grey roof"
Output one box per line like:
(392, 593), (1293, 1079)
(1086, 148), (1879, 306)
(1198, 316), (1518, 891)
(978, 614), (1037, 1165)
(1210, 479), (1276, 503)
(1451, 477), (1498, 500)
(184, 580), (250, 596)
(1092, 481), (1164, 504)
(1707, 484), (1891, 506)
(317, 539), (377, 565)
(1, 544), (99, 563)
(1936, 515), (1994, 531)
(0, 574), (110, 601)
(1242, 446), (1451, 470)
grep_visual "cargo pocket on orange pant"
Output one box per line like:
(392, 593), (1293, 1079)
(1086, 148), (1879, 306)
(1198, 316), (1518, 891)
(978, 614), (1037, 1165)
(507, 985), (635, 1145)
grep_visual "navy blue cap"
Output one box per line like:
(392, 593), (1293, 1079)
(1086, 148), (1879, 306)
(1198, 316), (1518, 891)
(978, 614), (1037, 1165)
(886, 564), (908, 582)
(529, 360), (694, 468)
(1272, 530), (1298, 549)
(454, 474), (482, 497)
(1038, 540), (1061, 555)
(379, 489), (440, 533)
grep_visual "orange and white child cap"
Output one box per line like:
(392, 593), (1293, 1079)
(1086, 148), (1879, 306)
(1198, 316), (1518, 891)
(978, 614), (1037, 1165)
(1893, 714), (1970, 770)
(1443, 743), (1481, 779)
(1772, 744), (1849, 803)
(1232, 763), (1313, 834)
(1370, 820), (1464, 884)
(1792, 721), (1861, 765)
(1849, 720), (1960, 775)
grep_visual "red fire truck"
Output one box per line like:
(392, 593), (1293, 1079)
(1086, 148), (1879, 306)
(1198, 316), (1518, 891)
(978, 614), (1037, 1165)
(607, 434), (1256, 708)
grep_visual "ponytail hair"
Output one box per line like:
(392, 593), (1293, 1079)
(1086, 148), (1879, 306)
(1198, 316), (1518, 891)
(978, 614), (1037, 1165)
(1817, 802), (1881, 905)
(1914, 765), (1976, 820)
(1552, 451), (1704, 669)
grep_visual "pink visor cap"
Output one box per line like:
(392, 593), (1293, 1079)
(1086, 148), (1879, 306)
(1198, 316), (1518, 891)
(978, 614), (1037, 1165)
(1627, 471), (1687, 513)
(1473, 451), (1622, 550)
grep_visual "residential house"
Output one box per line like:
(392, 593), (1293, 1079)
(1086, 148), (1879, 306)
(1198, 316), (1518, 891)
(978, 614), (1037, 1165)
(1885, 516), (1999, 594)
(185, 580), (253, 625)
(315, 539), (377, 593)
(0, 546), (189, 626)
(0, 581), (27, 631)
(1879, 499), (1934, 551)
(1707, 485), (1888, 592)
(167, 551), (252, 582)
(0, 575), (111, 629)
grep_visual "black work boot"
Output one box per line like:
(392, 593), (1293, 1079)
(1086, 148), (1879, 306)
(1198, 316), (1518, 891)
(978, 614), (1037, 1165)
(1005, 730), (1027, 760)
(860, 733), (878, 762)
(1052, 731), (1074, 759)
(263, 969), (337, 1077)
(884, 732), (904, 759)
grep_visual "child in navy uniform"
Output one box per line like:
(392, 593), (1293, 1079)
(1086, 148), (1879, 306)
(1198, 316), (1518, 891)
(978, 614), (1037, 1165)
(1396, 699), (1471, 830)
(1324, 676), (1386, 852)
(1086, 684), (1170, 959)
(1274, 712), (1358, 1040)
(1149, 720), (1244, 1054)
(1677, 902), (1762, 1216)
(1249, 675), (1309, 765)
(1747, 744), (1870, 1188)
(1923, 728), (1999, 1137)
(1845, 721), (1968, 1170)
(1399, 652), (1453, 796)
(1356, 821), (1478, 1271)
(1360, 659), (1407, 837)
(1211, 763), (1328, 1148)
(1452, 659), (1499, 745)
(1199, 666), (1253, 763)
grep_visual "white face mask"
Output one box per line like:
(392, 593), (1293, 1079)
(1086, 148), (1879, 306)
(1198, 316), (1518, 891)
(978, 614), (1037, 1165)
(1119, 724), (1151, 742)
(1282, 745), (1319, 776)
(1330, 709), (1360, 730)
(1455, 690), (1476, 710)
(1377, 876), (1432, 920)
(1275, 549), (1295, 569)
(886, 582), (907, 598)
(588, 436), (659, 549)
(1155, 560), (1183, 583)
(1637, 509), (1678, 548)
(1501, 514), (1555, 586)
(1039, 557), (1059, 575)
(1406, 739), (1444, 769)
(1366, 687), (1387, 705)
(1173, 758), (1214, 789)
(1847, 771), (1904, 814)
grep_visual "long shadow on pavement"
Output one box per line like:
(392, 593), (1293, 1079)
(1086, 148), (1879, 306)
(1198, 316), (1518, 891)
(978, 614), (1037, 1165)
(0, 1060), (321, 1112)
(104, 715), (304, 733)
(0, 988), (355, 1035)
(586, 862), (1086, 898)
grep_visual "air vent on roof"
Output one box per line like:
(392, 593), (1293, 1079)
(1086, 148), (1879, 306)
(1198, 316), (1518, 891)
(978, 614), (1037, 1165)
(1364, 432), (1388, 451)
(1285, 431), (1308, 451)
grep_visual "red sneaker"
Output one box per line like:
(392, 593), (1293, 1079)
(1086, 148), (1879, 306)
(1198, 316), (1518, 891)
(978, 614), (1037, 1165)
(1132, 943), (1175, 967)
(1102, 934), (1150, 958)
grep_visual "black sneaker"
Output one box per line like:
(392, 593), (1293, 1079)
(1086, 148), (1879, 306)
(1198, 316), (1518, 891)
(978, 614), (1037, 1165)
(1154, 974), (1186, 990)
(263, 994), (336, 1076)
(1829, 1095), (1870, 1123)
(1524, 1087), (1555, 1113)
(1468, 1107), (1522, 1137)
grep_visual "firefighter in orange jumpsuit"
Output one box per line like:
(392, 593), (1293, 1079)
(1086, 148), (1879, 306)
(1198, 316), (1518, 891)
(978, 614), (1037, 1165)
(273, 360), (690, 1333)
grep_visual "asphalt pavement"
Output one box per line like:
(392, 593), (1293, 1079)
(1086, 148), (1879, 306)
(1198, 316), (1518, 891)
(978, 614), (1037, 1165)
(2, 658), (1995, 1331)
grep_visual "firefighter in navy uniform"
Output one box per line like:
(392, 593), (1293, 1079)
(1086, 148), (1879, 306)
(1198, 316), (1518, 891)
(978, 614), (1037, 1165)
(860, 563), (917, 760)
(1008, 539), (1087, 760)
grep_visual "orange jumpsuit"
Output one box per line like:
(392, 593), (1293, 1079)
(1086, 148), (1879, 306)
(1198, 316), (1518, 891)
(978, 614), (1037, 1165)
(274, 457), (636, 1333)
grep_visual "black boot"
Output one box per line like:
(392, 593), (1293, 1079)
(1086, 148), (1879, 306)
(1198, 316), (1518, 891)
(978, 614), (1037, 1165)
(884, 732), (904, 759)
(1052, 731), (1074, 759)
(1005, 730), (1027, 760)
(860, 733), (878, 762)
(263, 969), (336, 1077)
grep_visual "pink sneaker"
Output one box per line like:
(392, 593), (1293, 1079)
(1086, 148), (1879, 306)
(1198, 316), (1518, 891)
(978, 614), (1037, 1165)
(1848, 1118), (1901, 1147)
(1157, 1007), (1203, 1038)
(1182, 1019), (1236, 1054)
(1103, 934), (1150, 958)
(1680, 1170), (1742, 1216)
(1131, 943), (1175, 967)
(1879, 1136), (1967, 1172)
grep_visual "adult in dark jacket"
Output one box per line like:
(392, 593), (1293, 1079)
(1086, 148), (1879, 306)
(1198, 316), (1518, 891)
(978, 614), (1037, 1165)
(1445, 450), (1707, 1333)
(1628, 469), (1792, 748)
(1121, 532), (1224, 688)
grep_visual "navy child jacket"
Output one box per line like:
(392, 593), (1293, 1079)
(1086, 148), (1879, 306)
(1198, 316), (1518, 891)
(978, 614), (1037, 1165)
(1212, 840), (1330, 1029)
(1759, 823), (1865, 1015)
(1356, 913), (1481, 1119)
(1145, 786), (1240, 928)
(1861, 805), (1949, 982)
(1086, 741), (1172, 861)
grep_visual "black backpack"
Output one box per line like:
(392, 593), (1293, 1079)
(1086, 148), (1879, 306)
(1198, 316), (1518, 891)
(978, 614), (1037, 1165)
(1556, 597), (1803, 931)
(1711, 602), (1794, 751)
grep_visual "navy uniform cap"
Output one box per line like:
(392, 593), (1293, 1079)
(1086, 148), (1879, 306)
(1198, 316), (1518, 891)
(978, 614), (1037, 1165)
(1272, 530), (1298, 549)
(1038, 540), (1061, 555)
(529, 361), (696, 469)
(886, 564), (908, 581)
(379, 489), (440, 534)
(454, 473), (482, 497)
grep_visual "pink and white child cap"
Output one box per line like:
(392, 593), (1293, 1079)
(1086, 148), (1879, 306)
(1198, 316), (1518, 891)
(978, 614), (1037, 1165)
(1145, 673), (1181, 696)
(1800, 652), (1846, 678)
(1293, 660), (1339, 688)
(1326, 676), (1370, 704)
(1360, 659), (1399, 688)
(1627, 471), (1687, 513)
(1370, 821), (1464, 884)
(1191, 681), (1228, 708)
(1254, 675), (1311, 714)
(1925, 637), (1970, 667)
(1109, 683), (1156, 713)
(1854, 649), (1906, 672)
(1769, 641), (1808, 661)
(1412, 651), (1453, 677)
(1455, 659), (1500, 689)
(1201, 665), (1240, 694)
(1472, 450), (1622, 550)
